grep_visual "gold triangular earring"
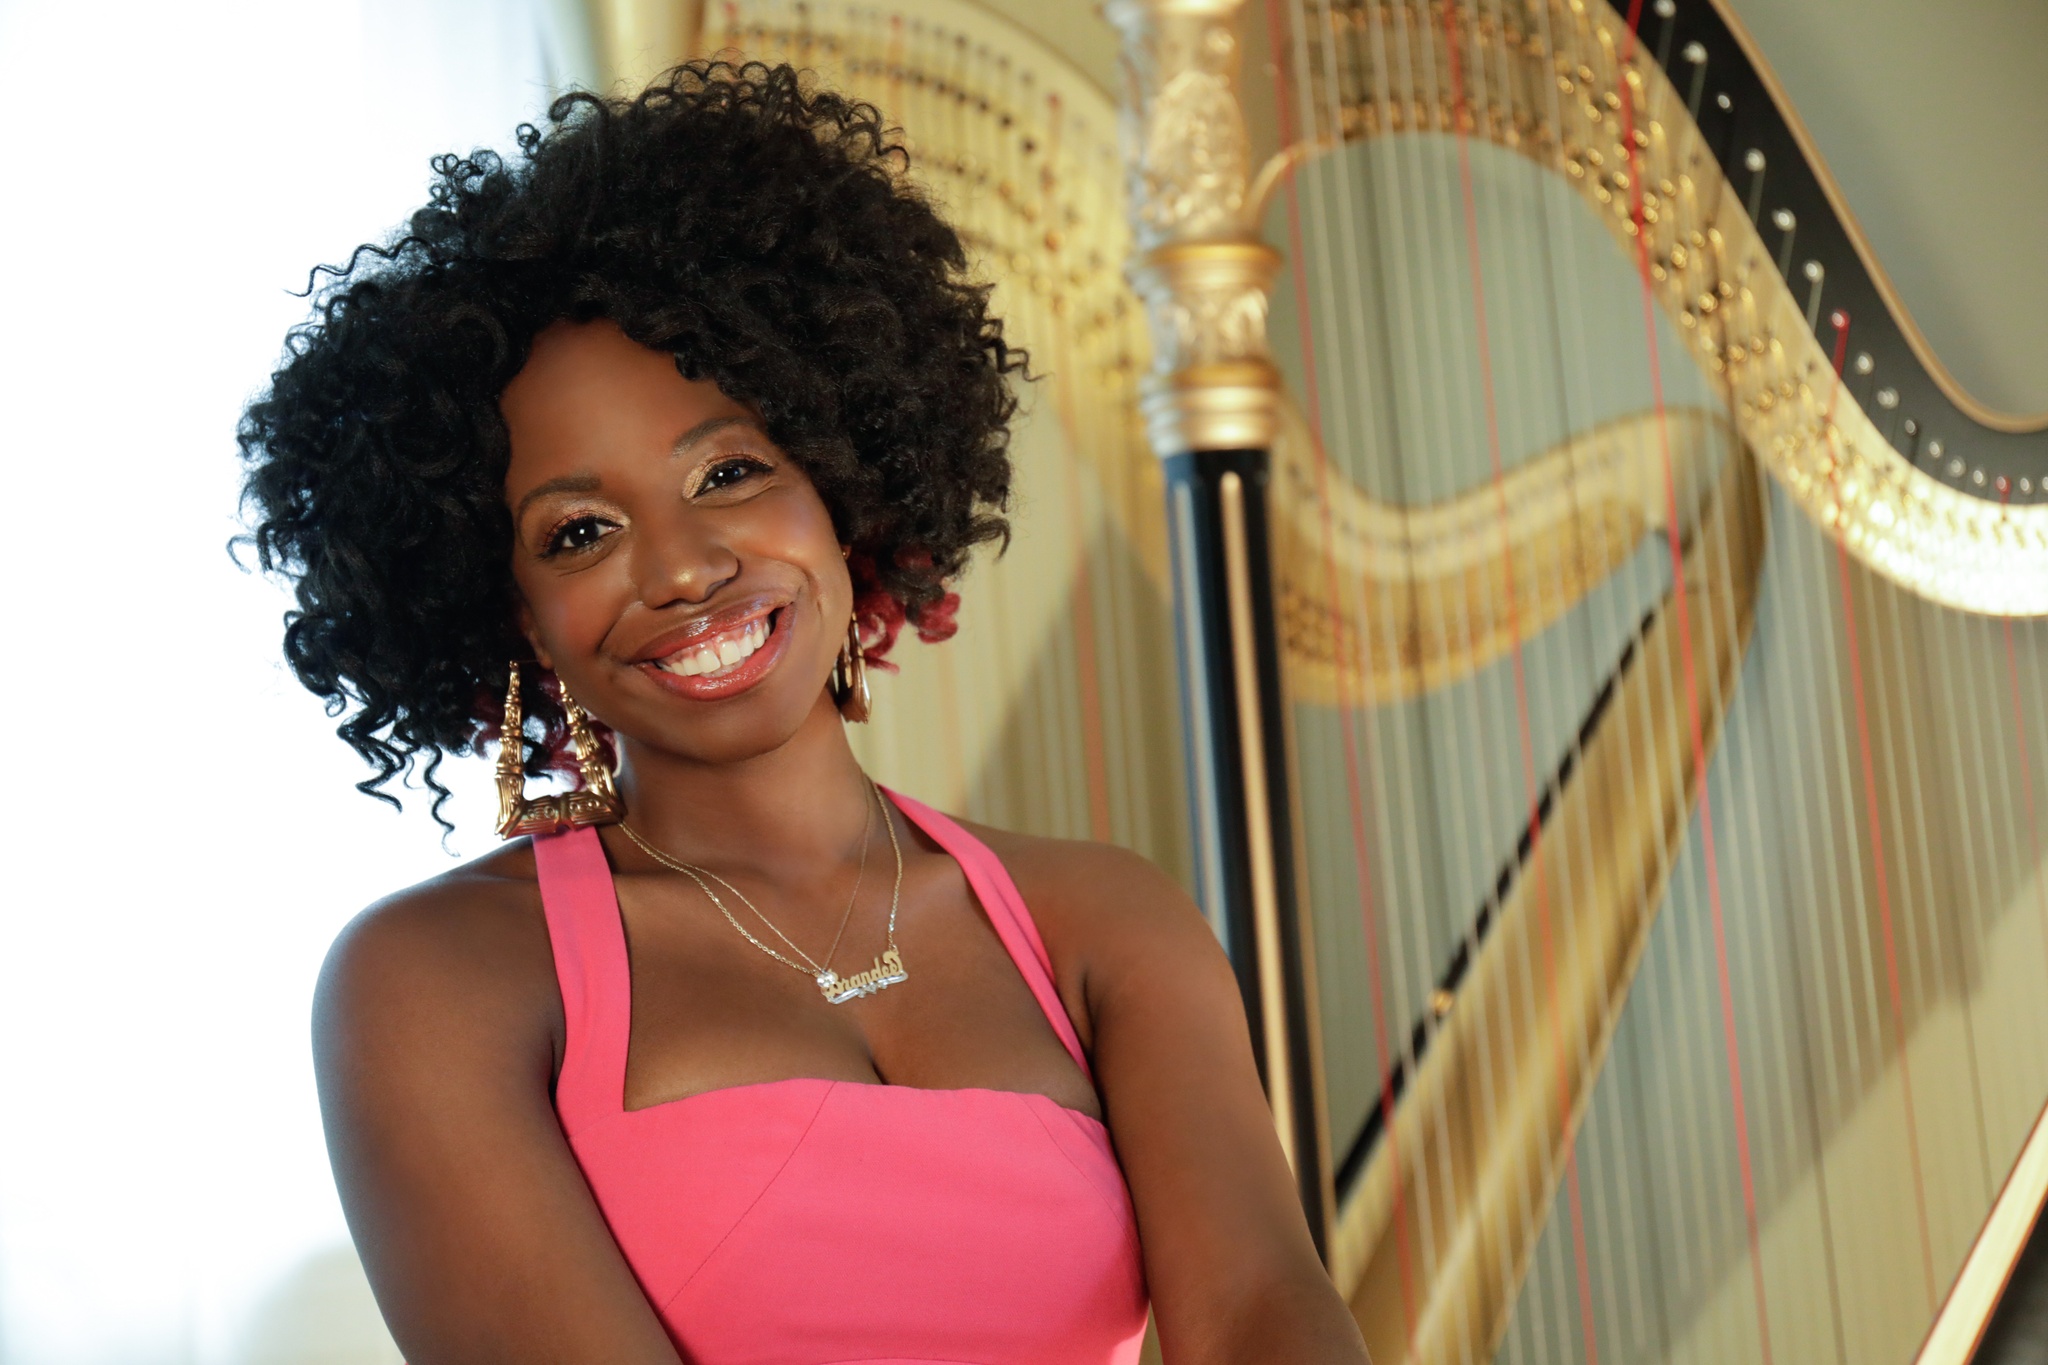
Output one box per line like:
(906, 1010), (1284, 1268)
(495, 661), (625, 839)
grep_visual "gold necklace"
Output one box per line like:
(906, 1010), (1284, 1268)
(621, 779), (908, 1005)
(626, 791), (870, 977)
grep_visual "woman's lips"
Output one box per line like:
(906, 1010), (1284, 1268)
(639, 606), (793, 702)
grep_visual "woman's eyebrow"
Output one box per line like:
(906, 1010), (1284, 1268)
(513, 473), (601, 523)
(511, 416), (758, 520)
(671, 413), (756, 457)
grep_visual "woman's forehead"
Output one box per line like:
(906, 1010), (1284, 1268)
(500, 320), (754, 490)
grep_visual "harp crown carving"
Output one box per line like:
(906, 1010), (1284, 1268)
(1106, 0), (1283, 455)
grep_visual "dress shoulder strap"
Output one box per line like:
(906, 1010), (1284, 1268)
(882, 788), (1093, 1081)
(531, 825), (632, 1126)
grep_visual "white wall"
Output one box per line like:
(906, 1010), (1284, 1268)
(0, 3), (595, 1360)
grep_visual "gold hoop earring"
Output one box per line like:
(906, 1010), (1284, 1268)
(832, 618), (871, 723)
(495, 661), (626, 839)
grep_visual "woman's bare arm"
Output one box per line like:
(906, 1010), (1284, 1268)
(313, 866), (682, 1365)
(1014, 839), (1370, 1365)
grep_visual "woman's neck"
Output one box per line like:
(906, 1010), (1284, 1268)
(608, 693), (877, 886)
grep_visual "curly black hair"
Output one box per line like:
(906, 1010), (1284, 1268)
(239, 61), (1022, 825)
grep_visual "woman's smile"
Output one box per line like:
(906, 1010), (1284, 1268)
(635, 599), (796, 702)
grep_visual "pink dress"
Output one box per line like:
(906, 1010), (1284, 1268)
(533, 788), (1150, 1364)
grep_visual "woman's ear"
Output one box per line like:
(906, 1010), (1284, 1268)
(515, 601), (555, 673)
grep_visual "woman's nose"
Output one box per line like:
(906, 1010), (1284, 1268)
(631, 511), (739, 607)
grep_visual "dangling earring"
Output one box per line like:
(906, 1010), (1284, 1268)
(495, 661), (626, 839)
(832, 618), (871, 723)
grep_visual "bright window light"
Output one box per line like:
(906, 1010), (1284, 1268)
(0, 2), (596, 1360)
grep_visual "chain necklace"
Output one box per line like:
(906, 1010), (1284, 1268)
(620, 779), (909, 1005)
(626, 789), (870, 978)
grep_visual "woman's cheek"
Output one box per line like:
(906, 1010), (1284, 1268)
(519, 556), (629, 665)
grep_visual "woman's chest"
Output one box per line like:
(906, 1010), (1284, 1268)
(612, 864), (1102, 1120)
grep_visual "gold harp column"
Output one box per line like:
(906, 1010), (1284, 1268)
(1106, 0), (1334, 1242)
(582, 0), (705, 90)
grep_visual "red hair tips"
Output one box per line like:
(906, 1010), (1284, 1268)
(849, 549), (961, 671)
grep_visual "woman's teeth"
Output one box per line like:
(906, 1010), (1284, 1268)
(658, 617), (770, 678)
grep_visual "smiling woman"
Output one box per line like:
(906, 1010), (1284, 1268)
(236, 60), (1367, 1365)
(500, 329), (849, 738)
(241, 64), (1013, 825)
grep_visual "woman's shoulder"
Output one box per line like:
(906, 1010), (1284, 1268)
(949, 818), (1209, 957)
(329, 839), (545, 968)
(950, 819), (1232, 1057)
(315, 839), (562, 1059)
(958, 820), (1177, 899)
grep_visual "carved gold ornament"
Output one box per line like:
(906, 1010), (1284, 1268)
(1106, 0), (1284, 456)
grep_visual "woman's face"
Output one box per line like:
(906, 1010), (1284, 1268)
(501, 319), (851, 766)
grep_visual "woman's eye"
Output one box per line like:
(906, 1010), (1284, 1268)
(542, 515), (611, 556)
(699, 457), (768, 493)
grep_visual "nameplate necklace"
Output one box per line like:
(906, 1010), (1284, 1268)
(621, 778), (908, 1004)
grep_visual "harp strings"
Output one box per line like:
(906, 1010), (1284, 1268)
(1286, 0), (1450, 1348)
(1253, 0), (2039, 1358)
(1445, 2), (1597, 1356)
(1268, 0), (1429, 1346)
(1269, 0), (1572, 1350)
(1788, 171), (2032, 1354)
(1876, 471), (1995, 1316)
(2011, 600), (2048, 997)
(1275, 0), (1418, 1354)
(1519, 0), (1685, 1352)
(1823, 322), (1940, 1303)
(1617, 9), (1782, 1360)
(1474, 7), (1631, 1358)
(1541, 3), (1676, 1352)
(1752, 114), (1861, 1360)
(1282, 3), (2048, 1361)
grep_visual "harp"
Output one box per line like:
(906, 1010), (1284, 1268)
(583, 0), (2048, 1356)
(1111, 0), (2048, 1359)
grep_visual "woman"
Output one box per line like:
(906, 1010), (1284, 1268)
(241, 62), (1368, 1364)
